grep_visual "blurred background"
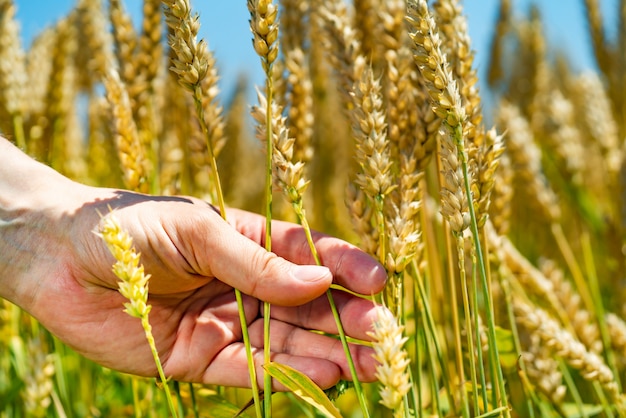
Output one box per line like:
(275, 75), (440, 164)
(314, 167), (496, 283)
(13, 0), (617, 105)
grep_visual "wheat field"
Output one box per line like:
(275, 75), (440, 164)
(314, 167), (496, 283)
(1, 0), (626, 417)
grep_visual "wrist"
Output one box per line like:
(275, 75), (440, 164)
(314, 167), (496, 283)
(0, 138), (86, 310)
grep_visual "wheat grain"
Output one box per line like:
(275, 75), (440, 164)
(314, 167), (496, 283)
(474, 128), (505, 228)
(86, 96), (120, 187)
(319, 0), (366, 108)
(539, 258), (602, 355)
(353, 0), (384, 71)
(132, 0), (164, 174)
(606, 313), (626, 370)
(97, 212), (151, 319)
(433, 0), (482, 146)
(570, 72), (622, 178)
(109, 0), (138, 85)
(0, 0), (27, 125)
(522, 333), (567, 405)
(407, 0), (470, 234)
(532, 88), (586, 187)
(247, 0), (279, 73)
(351, 67), (395, 202)
(583, 0), (611, 79)
(104, 68), (150, 193)
(495, 101), (561, 223)
(486, 0), (511, 87)
(284, 48), (314, 164)
(163, 0), (228, 204)
(74, 0), (112, 90)
(515, 299), (622, 404)
(367, 306), (411, 413)
(346, 183), (379, 257)
(251, 89), (309, 202)
(46, 15), (80, 172)
(163, 0), (209, 91)
(488, 153), (513, 236)
(138, 0), (163, 89)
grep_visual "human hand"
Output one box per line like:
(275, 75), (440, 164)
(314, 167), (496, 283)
(0, 147), (386, 390)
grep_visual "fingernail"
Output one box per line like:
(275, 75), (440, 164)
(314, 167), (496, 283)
(291, 264), (331, 282)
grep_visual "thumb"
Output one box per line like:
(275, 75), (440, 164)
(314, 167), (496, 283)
(191, 211), (333, 306)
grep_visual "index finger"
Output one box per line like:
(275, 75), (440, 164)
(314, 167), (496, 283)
(226, 208), (387, 295)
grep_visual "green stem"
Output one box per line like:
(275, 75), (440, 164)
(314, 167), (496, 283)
(550, 223), (596, 321)
(559, 361), (588, 418)
(296, 203), (370, 418)
(581, 231), (622, 392)
(141, 315), (178, 418)
(456, 235), (480, 415)
(443, 227), (469, 418)
(174, 381), (185, 418)
(411, 261), (456, 416)
(191, 88), (262, 417)
(592, 381), (615, 418)
(414, 324), (423, 416)
(497, 263), (535, 417)
(189, 383), (199, 418)
(263, 72), (274, 418)
(435, 144), (467, 418)
(471, 252), (489, 411)
(192, 88), (226, 216)
(454, 123), (508, 414)
(417, 287), (443, 417)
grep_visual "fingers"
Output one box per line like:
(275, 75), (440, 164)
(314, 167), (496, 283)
(226, 208), (387, 295)
(248, 319), (378, 383)
(199, 319), (378, 390)
(267, 290), (380, 341)
(200, 344), (342, 390)
(172, 207), (333, 306)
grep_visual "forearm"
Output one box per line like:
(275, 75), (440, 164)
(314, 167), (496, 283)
(0, 138), (82, 308)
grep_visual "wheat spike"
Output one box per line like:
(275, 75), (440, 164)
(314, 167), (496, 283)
(0, 0), (26, 128)
(488, 153), (513, 236)
(486, 0), (511, 87)
(495, 101), (561, 223)
(109, 0), (138, 85)
(515, 299), (623, 406)
(539, 258), (602, 354)
(251, 89), (309, 202)
(407, 0), (469, 234)
(318, 0), (367, 108)
(104, 68), (150, 193)
(522, 332), (567, 405)
(367, 306), (412, 413)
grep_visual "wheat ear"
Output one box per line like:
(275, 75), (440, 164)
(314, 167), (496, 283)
(97, 212), (178, 417)
(0, 0), (26, 149)
(367, 306), (411, 416)
(103, 68), (150, 193)
(162, 3), (259, 414)
(515, 299), (625, 411)
(407, 2), (508, 412)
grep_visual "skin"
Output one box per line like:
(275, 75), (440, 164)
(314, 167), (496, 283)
(0, 137), (387, 390)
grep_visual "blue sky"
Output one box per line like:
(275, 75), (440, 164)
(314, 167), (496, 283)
(13, 1), (616, 100)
